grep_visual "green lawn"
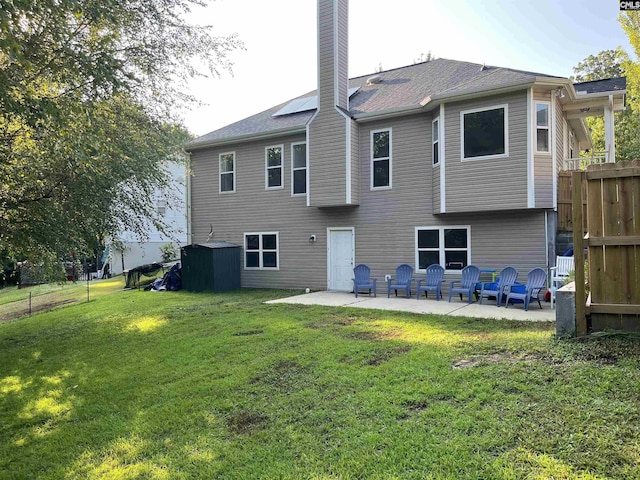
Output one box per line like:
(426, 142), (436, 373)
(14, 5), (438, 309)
(1, 288), (639, 479)
(0, 277), (126, 322)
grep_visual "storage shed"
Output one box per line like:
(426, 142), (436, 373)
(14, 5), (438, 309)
(180, 242), (241, 292)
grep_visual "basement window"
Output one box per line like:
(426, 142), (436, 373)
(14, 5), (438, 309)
(244, 232), (279, 270)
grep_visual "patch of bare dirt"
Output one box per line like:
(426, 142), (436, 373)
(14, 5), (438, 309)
(226, 409), (268, 435)
(365, 346), (412, 366)
(452, 352), (535, 369)
(0, 299), (76, 322)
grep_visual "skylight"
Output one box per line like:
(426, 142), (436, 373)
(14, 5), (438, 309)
(272, 87), (360, 117)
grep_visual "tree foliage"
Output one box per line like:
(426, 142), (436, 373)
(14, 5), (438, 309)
(619, 12), (640, 109)
(0, 0), (241, 265)
(571, 48), (628, 83)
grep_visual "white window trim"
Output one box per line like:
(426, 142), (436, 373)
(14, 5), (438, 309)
(414, 226), (471, 273)
(291, 142), (307, 197)
(535, 101), (551, 155)
(265, 145), (284, 190)
(244, 232), (280, 271)
(219, 151), (236, 194)
(370, 127), (392, 190)
(460, 104), (509, 161)
(432, 117), (440, 167)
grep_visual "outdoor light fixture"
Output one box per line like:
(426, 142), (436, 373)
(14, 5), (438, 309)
(309, 235), (317, 243)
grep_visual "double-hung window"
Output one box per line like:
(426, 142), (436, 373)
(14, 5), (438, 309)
(461, 105), (508, 160)
(219, 152), (235, 193)
(371, 128), (392, 189)
(265, 145), (284, 189)
(244, 232), (279, 270)
(291, 142), (307, 195)
(432, 118), (440, 166)
(415, 226), (470, 272)
(535, 102), (550, 153)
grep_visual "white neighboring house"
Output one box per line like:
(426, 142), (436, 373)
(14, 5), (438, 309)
(106, 161), (189, 276)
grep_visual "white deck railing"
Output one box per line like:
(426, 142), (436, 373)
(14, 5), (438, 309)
(562, 151), (609, 171)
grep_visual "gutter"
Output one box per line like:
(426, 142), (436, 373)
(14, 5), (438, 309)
(185, 126), (306, 151)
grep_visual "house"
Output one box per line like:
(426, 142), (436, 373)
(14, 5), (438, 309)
(185, 0), (626, 292)
(106, 161), (189, 276)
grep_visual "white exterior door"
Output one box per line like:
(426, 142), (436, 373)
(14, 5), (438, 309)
(327, 228), (355, 291)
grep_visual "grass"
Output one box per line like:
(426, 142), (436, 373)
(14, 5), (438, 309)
(1, 288), (640, 479)
(0, 277), (125, 321)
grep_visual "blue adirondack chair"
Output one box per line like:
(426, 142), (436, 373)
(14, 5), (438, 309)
(505, 267), (546, 311)
(448, 265), (480, 304)
(479, 266), (518, 307)
(353, 264), (377, 298)
(387, 264), (413, 298)
(416, 264), (444, 300)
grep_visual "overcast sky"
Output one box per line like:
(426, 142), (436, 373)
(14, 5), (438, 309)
(184, 0), (632, 137)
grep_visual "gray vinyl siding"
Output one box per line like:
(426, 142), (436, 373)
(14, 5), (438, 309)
(444, 91), (528, 213)
(317, 0), (348, 111)
(190, 112), (549, 291)
(432, 167), (440, 214)
(350, 118), (360, 204)
(308, 110), (349, 206)
(317, 0), (336, 111)
(336, 0), (348, 110)
(310, 0), (351, 207)
(533, 90), (553, 208)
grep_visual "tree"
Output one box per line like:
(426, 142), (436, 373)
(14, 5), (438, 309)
(571, 48), (628, 82)
(619, 11), (640, 110)
(572, 47), (640, 162)
(0, 0), (242, 267)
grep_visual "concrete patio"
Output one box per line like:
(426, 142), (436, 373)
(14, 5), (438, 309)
(266, 291), (556, 322)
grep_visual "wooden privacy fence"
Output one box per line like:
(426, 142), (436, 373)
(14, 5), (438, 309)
(572, 160), (640, 334)
(558, 171), (587, 232)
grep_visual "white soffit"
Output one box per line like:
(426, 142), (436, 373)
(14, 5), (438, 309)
(272, 87), (360, 117)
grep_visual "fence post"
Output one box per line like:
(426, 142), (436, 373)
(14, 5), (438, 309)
(572, 170), (587, 335)
(29, 291), (32, 317)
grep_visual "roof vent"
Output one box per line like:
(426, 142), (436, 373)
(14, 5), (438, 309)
(480, 63), (487, 71)
(366, 74), (382, 85)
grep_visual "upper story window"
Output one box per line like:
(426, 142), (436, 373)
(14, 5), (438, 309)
(244, 232), (279, 270)
(156, 199), (167, 216)
(291, 142), (307, 195)
(461, 105), (508, 160)
(265, 145), (284, 189)
(536, 102), (550, 153)
(371, 128), (392, 189)
(219, 152), (235, 193)
(415, 226), (470, 272)
(432, 118), (440, 166)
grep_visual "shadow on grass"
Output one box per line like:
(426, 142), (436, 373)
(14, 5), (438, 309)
(0, 288), (639, 478)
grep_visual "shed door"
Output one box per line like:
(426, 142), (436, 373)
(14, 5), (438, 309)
(327, 228), (354, 291)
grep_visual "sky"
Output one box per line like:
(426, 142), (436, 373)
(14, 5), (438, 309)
(184, 0), (633, 137)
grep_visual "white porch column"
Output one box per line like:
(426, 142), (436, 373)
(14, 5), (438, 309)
(604, 94), (615, 163)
